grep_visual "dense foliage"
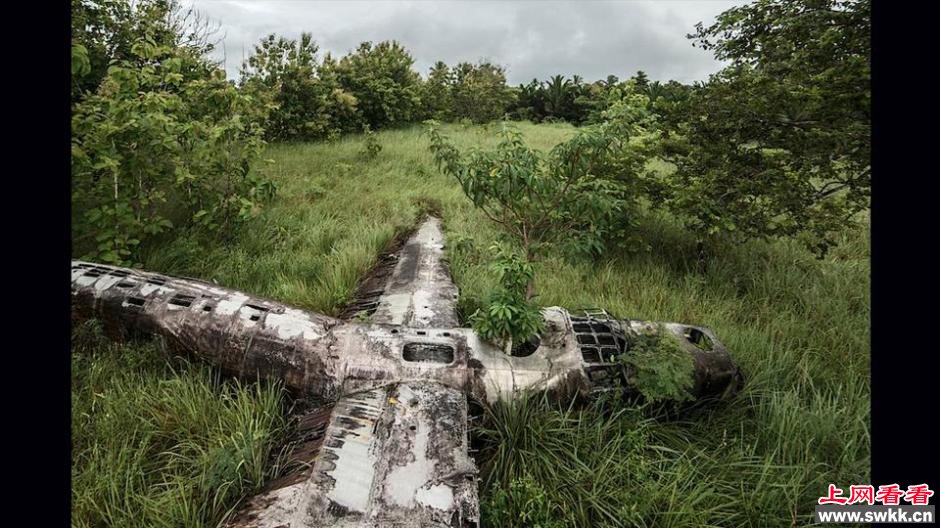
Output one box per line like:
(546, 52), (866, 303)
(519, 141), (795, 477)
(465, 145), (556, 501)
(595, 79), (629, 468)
(428, 117), (652, 264)
(71, 0), (220, 103)
(508, 72), (691, 126)
(331, 41), (424, 129)
(450, 62), (516, 123)
(239, 33), (358, 141)
(71, 0), (274, 265)
(657, 0), (871, 255)
(427, 105), (656, 344)
(469, 245), (545, 353)
(618, 330), (695, 403)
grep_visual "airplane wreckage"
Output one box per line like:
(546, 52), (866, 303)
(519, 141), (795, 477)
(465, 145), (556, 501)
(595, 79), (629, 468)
(72, 216), (742, 528)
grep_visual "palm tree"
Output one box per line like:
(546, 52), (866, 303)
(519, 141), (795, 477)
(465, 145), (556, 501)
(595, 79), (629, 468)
(543, 74), (571, 118)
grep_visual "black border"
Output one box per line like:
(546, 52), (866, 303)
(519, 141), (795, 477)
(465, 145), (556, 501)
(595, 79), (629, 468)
(9, 0), (939, 524)
(871, 0), (938, 500)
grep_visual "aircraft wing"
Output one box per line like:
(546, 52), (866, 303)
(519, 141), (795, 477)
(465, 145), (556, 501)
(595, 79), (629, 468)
(227, 381), (479, 528)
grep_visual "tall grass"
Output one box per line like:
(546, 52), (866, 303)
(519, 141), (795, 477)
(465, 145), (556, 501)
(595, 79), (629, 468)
(71, 322), (289, 527)
(72, 121), (869, 527)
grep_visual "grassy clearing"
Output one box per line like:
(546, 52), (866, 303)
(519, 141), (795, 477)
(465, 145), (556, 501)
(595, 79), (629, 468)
(72, 121), (869, 527)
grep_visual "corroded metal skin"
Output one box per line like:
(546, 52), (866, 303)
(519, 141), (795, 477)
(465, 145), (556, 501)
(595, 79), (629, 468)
(71, 216), (742, 528)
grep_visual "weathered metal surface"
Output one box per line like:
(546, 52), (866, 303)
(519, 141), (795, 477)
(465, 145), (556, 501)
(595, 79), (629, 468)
(71, 215), (742, 528)
(70, 260), (345, 399)
(225, 384), (476, 528)
(369, 216), (460, 328)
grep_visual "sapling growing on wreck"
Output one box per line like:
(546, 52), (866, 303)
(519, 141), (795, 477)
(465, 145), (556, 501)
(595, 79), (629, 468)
(426, 120), (644, 348)
(469, 244), (544, 354)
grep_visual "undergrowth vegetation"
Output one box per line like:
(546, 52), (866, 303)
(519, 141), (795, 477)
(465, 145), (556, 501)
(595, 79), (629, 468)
(73, 122), (869, 526)
(71, 321), (289, 528)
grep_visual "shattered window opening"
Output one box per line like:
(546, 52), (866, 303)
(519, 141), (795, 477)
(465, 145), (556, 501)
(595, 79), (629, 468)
(168, 294), (196, 308)
(402, 342), (455, 364)
(570, 308), (628, 364)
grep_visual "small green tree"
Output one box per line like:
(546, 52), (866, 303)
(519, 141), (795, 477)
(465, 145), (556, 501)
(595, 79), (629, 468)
(422, 61), (454, 121)
(72, 37), (273, 265)
(429, 122), (629, 265)
(333, 41), (423, 129)
(239, 33), (359, 141)
(470, 245), (544, 354)
(427, 118), (653, 347)
(71, 0), (219, 103)
(658, 0), (870, 255)
(359, 124), (382, 159)
(451, 62), (514, 124)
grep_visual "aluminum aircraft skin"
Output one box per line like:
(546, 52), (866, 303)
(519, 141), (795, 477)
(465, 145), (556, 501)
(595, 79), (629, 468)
(71, 216), (742, 528)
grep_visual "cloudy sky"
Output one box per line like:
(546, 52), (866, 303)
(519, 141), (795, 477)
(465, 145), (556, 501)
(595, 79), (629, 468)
(183, 0), (748, 85)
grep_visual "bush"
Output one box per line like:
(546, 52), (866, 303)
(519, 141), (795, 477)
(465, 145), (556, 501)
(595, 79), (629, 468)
(451, 62), (515, 124)
(658, 0), (871, 255)
(239, 33), (360, 141)
(618, 329), (695, 403)
(71, 37), (274, 265)
(427, 121), (641, 263)
(482, 475), (567, 528)
(469, 245), (544, 353)
(359, 125), (382, 159)
(332, 41), (423, 130)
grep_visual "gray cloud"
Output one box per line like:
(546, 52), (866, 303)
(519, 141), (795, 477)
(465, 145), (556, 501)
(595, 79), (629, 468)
(183, 0), (747, 84)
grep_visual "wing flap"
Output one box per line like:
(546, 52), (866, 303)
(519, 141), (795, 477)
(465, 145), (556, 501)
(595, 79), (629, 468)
(227, 382), (478, 528)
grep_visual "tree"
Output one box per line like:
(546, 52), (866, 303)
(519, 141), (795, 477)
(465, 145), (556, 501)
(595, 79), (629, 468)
(510, 78), (545, 122)
(333, 41), (423, 129)
(72, 28), (273, 265)
(239, 33), (359, 140)
(631, 70), (650, 90)
(542, 75), (572, 120)
(658, 0), (870, 255)
(71, 0), (220, 103)
(427, 112), (655, 347)
(451, 61), (514, 124)
(422, 61), (454, 121)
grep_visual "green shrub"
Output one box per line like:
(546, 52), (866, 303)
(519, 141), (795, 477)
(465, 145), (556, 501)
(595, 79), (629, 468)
(658, 0), (871, 256)
(469, 245), (544, 352)
(427, 121), (642, 263)
(359, 125), (382, 159)
(482, 475), (568, 528)
(71, 38), (274, 265)
(618, 329), (695, 403)
(332, 40), (423, 130)
(239, 33), (360, 141)
(451, 62), (515, 124)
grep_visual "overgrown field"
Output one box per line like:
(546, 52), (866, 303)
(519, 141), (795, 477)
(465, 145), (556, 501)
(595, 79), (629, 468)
(72, 122), (869, 527)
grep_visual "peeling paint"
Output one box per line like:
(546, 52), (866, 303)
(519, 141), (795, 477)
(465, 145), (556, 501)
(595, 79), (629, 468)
(265, 308), (323, 340)
(416, 483), (454, 510)
(215, 293), (249, 316)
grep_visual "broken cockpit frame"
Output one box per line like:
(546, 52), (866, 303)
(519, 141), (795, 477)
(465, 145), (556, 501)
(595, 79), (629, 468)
(71, 216), (742, 528)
